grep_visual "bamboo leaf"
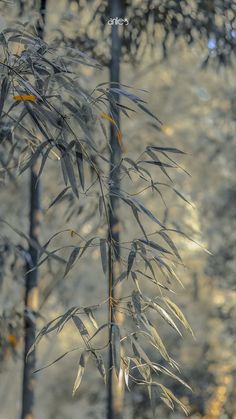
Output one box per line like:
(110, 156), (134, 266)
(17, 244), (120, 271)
(60, 158), (68, 186)
(99, 239), (108, 275)
(130, 336), (153, 368)
(64, 247), (80, 278)
(137, 103), (162, 124)
(13, 94), (37, 102)
(139, 254), (155, 278)
(75, 142), (85, 190)
(114, 271), (127, 286)
(93, 352), (106, 383)
(127, 242), (137, 277)
(135, 200), (164, 227)
(111, 324), (121, 377)
(34, 351), (70, 374)
(160, 396), (174, 410)
(139, 239), (172, 255)
(164, 298), (194, 337)
(48, 187), (71, 209)
(63, 152), (79, 198)
(19, 79), (43, 100)
(19, 141), (48, 174)
(173, 188), (193, 207)
(149, 326), (170, 361)
(123, 357), (131, 390)
(78, 237), (95, 259)
(0, 77), (10, 117)
(87, 323), (108, 343)
(72, 351), (89, 396)
(158, 231), (182, 261)
(109, 87), (147, 104)
(100, 113), (121, 145)
(99, 196), (103, 217)
(153, 363), (192, 391)
(0, 32), (8, 56)
(131, 206), (148, 240)
(132, 290), (142, 318)
(140, 317), (170, 361)
(84, 308), (98, 330)
(132, 357), (151, 382)
(33, 104), (61, 128)
(37, 147), (52, 181)
(166, 228), (212, 255)
(145, 149), (174, 182)
(150, 303), (182, 336)
(149, 146), (186, 154)
(139, 157), (174, 168)
(72, 315), (90, 339)
(25, 102), (50, 140)
(158, 384), (189, 415)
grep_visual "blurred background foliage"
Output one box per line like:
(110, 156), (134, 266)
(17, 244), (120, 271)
(0, 0), (236, 418)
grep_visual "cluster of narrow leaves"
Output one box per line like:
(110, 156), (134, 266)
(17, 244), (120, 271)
(32, 285), (193, 414)
(0, 24), (104, 193)
(0, 24), (204, 415)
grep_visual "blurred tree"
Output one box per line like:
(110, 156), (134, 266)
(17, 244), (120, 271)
(21, 1), (47, 418)
(19, 0), (25, 16)
(60, 0), (236, 66)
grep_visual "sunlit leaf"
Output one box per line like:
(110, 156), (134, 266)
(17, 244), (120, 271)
(72, 351), (89, 396)
(150, 302), (182, 336)
(84, 308), (98, 330)
(100, 113), (121, 145)
(164, 298), (194, 337)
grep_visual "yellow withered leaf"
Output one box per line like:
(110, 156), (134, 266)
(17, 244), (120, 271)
(8, 334), (18, 348)
(13, 94), (37, 102)
(100, 113), (121, 145)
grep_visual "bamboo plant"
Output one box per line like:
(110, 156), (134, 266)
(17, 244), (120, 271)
(0, 24), (199, 416)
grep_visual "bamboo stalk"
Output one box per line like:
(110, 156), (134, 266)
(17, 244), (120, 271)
(21, 2), (46, 418)
(107, 1), (124, 418)
(21, 162), (42, 419)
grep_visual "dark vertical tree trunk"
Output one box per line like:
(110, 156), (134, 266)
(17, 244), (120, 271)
(37, 0), (47, 39)
(21, 2), (46, 418)
(21, 165), (41, 419)
(19, 0), (25, 16)
(107, 1), (124, 419)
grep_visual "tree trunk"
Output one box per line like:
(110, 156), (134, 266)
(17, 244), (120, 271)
(21, 163), (41, 419)
(107, 1), (124, 419)
(19, 0), (25, 16)
(21, 2), (46, 418)
(37, 0), (47, 39)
